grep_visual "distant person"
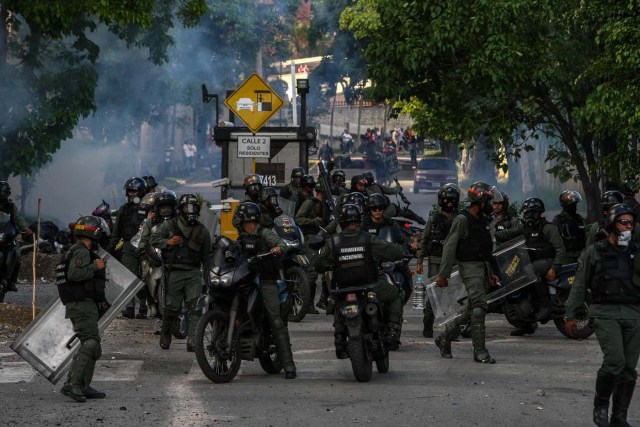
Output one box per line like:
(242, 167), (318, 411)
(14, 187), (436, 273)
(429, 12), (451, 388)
(182, 140), (197, 175)
(318, 141), (334, 162)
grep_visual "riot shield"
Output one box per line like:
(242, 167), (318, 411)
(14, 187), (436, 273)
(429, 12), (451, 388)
(427, 238), (537, 326)
(198, 206), (219, 240)
(11, 248), (145, 384)
(279, 197), (296, 218)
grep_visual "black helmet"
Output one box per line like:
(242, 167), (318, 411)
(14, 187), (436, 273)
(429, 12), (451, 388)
(124, 177), (147, 203)
(92, 200), (111, 219)
(466, 181), (497, 204)
(521, 197), (545, 213)
(235, 202), (261, 223)
(261, 187), (278, 204)
(339, 203), (362, 225)
(605, 203), (636, 232)
(437, 185), (461, 208)
(344, 192), (367, 212)
(139, 192), (158, 214)
(291, 167), (305, 179)
(367, 193), (388, 211)
(74, 215), (106, 240)
(178, 193), (201, 225)
(243, 174), (263, 200)
(559, 190), (582, 207)
(362, 171), (375, 186)
(622, 180), (637, 197)
(314, 181), (325, 192)
(602, 190), (624, 212)
(142, 175), (158, 192)
(154, 190), (177, 220)
(0, 181), (10, 200)
(301, 175), (316, 190)
(331, 170), (346, 184)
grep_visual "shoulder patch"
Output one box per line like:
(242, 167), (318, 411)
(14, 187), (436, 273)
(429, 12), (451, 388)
(75, 258), (85, 267)
(576, 259), (583, 272)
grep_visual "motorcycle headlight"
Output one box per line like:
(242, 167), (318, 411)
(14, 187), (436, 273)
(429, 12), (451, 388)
(219, 272), (233, 287)
(285, 239), (299, 249)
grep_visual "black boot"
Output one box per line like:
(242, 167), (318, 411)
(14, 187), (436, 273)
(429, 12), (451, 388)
(533, 282), (551, 322)
(274, 331), (296, 379)
(610, 379), (635, 427)
(121, 307), (135, 319)
(510, 323), (537, 336)
(334, 334), (348, 359)
(159, 314), (176, 349)
(593, 372), (617, 427)
(423, 301), (434, 338)
(316, 280), (329, 310)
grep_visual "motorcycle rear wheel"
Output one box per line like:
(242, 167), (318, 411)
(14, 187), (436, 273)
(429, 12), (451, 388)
(348, 336), (373, 382)
(286, 266), (310, 323)
(195, 310), (241, 383)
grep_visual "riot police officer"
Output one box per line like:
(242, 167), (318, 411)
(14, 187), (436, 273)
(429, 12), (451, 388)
(235, 202), (297, 379)
(110, 177), (147, 319)
(142, 175), (159, 194)
(416, 184), (460, 338)
(280, 167), (305, 201)
(313, 203), (405, 356)
(330, 169), (348, 198)
(294, 175), (316, 215)
(490, 191), (515, 233)
(362, 171), (426, 225)
(232, 174), (264, 231)
(553, 190), (587, 264)
(0, 181), (31, 292)
(58, 216), (109, 402)
(259, 187), (284, 229)
(565, 203), (640, 427)
(150, 194), (211, 352)
(434, 182), (501, 364)
(586, 190), (640, 245)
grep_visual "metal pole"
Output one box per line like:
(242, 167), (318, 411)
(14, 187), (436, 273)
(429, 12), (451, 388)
(291, 63), (297, 127)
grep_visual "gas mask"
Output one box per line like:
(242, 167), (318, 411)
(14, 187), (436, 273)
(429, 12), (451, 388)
(246, 184), (262, 202)
(563, 204), (578, 215)
(617, 230), (632, 246)
(127, 192), (141, 204)
(181, 203), (200, 226)
(521, 210), (540, 228)
(441, 199), (458, 213)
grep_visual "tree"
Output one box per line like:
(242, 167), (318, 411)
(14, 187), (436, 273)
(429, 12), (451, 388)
(341, 0), (640, 220)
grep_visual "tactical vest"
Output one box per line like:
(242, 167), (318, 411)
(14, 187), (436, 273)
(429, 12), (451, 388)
(118, 203), (146, 240)
(427, 213), (454, 257)
(167, 219), (205, 267)
(363, 217), (392, 237)
(556, 212), (586, 252)
(456, 210), (493, 262)
(56, 244), (107, 304)
(238, 227), (280, 280)
(524, 222), (556, 261)
(331, 232), (378, 287)
(590, 241), (640, 304)
(494, 213), (514, 231)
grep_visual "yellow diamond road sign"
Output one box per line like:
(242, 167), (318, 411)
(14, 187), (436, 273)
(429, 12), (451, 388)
(224, 73), (284, 134)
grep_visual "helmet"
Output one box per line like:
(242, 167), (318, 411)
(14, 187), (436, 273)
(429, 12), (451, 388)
(521, 197), (545, 213)
(344, 192), (367, 212)
(339, 203), (362, 225)
(142, 175), (158, 192)
(291, 167), (305, 179)
(243, 174), (263, 200)
(178, 193), (201, 225)
(92, 200), (111, 219)
(0, 181), (11, 200)
(367, 193), (388, 211)
(154, 190), (177, 220)
(362, 171), (375, 186)
(559, 190), (582, 207)
(605, 203), (636, 232)
(437, 185), (460, 208)
(74, 215), (106, 240)
(331, 170), (346, 184)
(139, 192), (158, 214)
(466, 181), (498, 204)
(124, 177), (147, 203)
(622, 180), (638, 197)
(314, 181), (325, 192)
(301, 175), (316, 190)
(235, 202), (261, 223)
(261, 187), (278, 204)
(601, 190), (624, 212)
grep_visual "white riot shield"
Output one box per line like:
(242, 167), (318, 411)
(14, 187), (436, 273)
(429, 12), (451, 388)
(427, 238), (537, 326)
(198, 206), (219, 240)
(11, 248), (145, 384)
(279, 197), (296, 218)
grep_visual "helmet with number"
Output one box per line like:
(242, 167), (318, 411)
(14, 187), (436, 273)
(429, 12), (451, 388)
(74, 215), (106, 241)
(601, 190), (624, 212)
(622, 179), (638, 197)
(559, 190), (582, 207)
(367, 193), (388, 211)
(301, 175), (316, 191)
(0, 181), (11, 201)
(142, 175), (158, 193)
(235, 202), (261, 223)
(466, 181), (497, 204)
(291, 167), (305, 179)
(521, 197), (545, 213)
(243, 174), (263, 201)
(178, 193), (201, 225)
(605, 203), (636, 232)
(437, 185), (461, 208)
(339, 203), (362, 225)
(362, 171), (375, 186)
(124, 177), (147, 203)
(331, 169), (346, 184)
(344, 192), (367, 213)
(154, 190), (177, 220)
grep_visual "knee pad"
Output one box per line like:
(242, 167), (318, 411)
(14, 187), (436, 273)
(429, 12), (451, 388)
(471, 307), (487, 321)
(81, 338), (101, 360)
(271, 318), (285, 334)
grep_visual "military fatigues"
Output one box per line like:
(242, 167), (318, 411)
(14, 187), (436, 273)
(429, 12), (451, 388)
(280, 182), (301, 203)
(237, 224), (296, 375)
(0, 199), (29, 289)
(566, 241), (640, 425)
(231, 202), (274, 231)
(416, 211), (455, 335)
(109, 202), (146, 315)
(57, 243), (107, 401)
(586, 221), (640, 247)
(436, 209), (495, 361)
(150, 216), (211, 349)
(553, 211), (586, 264)
(138, 219), (164, 317)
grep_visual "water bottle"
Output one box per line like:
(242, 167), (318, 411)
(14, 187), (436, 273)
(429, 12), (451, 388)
(412, 274), (426, 310)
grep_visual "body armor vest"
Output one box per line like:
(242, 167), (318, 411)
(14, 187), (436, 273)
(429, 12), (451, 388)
(239, 228), (280, 280)
(524, 222), (556, 261)
(119, 203), (146, 240)
(363, 217), (394, 237)
(167, 219), (204, 267)
(456, 210), (493, 262)
(428, 213), (454, 257)
(591, 241), (640, 304)
(332, 232), (377, 287)
(56, 244), (107, 304)
(556, 212), (586, 252)
(494, 213), (514, 231)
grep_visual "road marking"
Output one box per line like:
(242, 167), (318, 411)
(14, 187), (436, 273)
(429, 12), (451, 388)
(0, 362), (37, 383)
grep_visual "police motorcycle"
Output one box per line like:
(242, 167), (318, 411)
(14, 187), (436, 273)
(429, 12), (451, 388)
(194, 236), (289, 383)
(0, 212), (18, 303)
(376, 222), (414, 304)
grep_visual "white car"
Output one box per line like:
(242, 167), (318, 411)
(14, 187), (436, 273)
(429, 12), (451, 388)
(236, 98), (255, 111)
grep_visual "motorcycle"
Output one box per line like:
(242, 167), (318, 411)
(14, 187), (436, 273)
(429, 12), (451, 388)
(194, 237), (289, 383)
(0, 212), (19, 303)
(378, 225), (414, 304)
(502, 262), (594, 339)
(272, 215), (311, 322)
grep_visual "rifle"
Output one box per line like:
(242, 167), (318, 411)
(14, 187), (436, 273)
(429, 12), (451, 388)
(318, 160), (337, 217)
(393, 176), (412, 209)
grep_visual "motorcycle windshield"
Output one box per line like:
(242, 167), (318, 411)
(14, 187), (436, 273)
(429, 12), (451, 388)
(426, 237), (537, 326)
(274, 215), (302, 242)
(278, 198), (296, 218)
(232, 256), (253, 284)
(377, 225), (403, 243)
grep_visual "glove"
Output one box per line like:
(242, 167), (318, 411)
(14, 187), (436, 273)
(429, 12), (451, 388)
(96, 301), (112, 319)
(435, 276), (448, 288)
(564, 319), (578, 336)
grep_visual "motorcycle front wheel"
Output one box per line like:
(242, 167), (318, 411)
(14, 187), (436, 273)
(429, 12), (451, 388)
(172, 313), (188, 339)
(374, 343), (389, 374)
(286, 266), (310, 323)
(195, 309), (241, 383)
(348, 335), (373, 382)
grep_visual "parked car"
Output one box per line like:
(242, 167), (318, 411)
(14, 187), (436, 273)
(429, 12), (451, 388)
(413, 157), (458, 193)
